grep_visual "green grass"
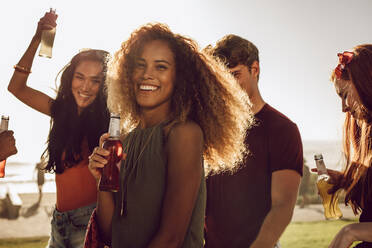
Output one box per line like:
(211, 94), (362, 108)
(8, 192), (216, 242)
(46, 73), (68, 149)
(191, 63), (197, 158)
(0, 220), (362, 248)
(281, 219), (361, 248)
(0, 237), (48, 248)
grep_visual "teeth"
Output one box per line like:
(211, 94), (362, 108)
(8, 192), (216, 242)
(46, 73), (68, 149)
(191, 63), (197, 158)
(139, 85), (158, 91)
(79, 93), (90, 98)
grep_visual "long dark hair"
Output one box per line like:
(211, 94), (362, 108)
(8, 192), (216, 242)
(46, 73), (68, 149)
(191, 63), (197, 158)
(43, 49), (110, 174)
(331, 44), (372, 214)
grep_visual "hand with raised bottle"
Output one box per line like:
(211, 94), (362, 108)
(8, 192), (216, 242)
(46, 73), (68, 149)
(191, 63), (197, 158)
(34, 10), (57, 42)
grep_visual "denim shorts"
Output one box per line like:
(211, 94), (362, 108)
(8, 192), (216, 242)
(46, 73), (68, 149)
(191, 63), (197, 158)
(47, 203), (96, 248)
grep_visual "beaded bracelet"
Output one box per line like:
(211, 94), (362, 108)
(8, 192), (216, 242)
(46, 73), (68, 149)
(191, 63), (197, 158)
(13, 64), (32, 74)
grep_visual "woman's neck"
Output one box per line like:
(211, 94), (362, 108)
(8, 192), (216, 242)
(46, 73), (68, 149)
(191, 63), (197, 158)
(139, 107), (172, 129)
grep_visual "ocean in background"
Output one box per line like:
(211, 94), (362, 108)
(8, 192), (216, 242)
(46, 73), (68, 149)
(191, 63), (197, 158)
(0, 140), (343, 194)
(0, 161), (55, 194)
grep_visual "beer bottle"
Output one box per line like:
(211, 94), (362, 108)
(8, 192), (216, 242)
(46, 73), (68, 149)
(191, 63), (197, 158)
(314, 154), (342, 220)
(0, 116), (9, 178)
(39, 8), (57, 58)
(99, 114), (123, 192)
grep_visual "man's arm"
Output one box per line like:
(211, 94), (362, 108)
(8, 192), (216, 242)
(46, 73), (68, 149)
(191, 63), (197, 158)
(250, 169), (301, 248)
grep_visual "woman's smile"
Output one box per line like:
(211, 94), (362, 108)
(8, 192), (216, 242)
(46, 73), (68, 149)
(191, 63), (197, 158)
(138, 83), (160, 92)
(132, 40), (176, 111)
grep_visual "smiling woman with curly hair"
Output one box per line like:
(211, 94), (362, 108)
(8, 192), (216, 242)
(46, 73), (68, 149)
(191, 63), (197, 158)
(107, 24), (253, 173)
(87, 23), (253, 248)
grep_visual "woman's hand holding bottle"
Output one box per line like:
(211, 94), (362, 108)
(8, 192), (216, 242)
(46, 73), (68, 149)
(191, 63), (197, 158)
(88, 133), (110, 183)
(34, 10), (58, 42)
(310, 167), (343, 185)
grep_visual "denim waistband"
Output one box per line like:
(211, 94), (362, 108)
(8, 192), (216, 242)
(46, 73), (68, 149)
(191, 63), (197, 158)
(53, 202), (96, 221)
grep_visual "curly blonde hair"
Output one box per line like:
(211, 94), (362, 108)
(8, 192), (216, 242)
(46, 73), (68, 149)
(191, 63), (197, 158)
(106, 23), (254, 174)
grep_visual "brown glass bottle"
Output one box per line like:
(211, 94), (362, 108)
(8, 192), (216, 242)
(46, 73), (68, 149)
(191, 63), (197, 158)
(99, 114), (123, 192)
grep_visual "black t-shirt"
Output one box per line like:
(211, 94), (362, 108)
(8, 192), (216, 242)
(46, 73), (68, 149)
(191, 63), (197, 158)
(205, 104), (303, 248)
(359, 167), (372, 223)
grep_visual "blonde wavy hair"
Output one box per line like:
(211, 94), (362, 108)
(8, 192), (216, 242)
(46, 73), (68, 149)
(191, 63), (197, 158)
(106, 23), (254, 174)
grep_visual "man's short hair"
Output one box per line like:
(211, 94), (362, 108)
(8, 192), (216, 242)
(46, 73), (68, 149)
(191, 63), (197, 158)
(211, 34), (259, 69)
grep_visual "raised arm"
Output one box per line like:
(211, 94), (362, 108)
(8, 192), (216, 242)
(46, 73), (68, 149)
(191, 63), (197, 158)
(147, 122), (204, 248)
(8, 12), (57, 116)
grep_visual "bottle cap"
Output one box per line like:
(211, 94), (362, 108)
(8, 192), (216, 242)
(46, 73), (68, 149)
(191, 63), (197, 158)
(110, 113), (120, 119)
(314, 154), (323, 160)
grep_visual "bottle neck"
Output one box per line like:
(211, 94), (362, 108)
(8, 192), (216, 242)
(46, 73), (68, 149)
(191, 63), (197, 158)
(315, 159), (328, 176)
(0, 119), (8, 131)
(108, 117), (120, 139)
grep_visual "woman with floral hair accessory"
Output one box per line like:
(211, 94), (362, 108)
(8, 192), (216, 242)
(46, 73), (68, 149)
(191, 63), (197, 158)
(8, 11), (110, 248)
(87, 23), (253, 248)
(312, 44), (372, 248)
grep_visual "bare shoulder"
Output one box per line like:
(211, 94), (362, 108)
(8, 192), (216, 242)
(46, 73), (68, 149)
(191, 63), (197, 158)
(167, 121), (204, 144)
(166, 121), (204, 172)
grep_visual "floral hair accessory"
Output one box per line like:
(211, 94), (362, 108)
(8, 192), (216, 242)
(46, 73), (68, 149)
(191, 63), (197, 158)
(335, 51), (354, 79)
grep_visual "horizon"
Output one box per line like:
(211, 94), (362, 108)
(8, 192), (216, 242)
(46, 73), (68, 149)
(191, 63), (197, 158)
(7, 139), (345, 169)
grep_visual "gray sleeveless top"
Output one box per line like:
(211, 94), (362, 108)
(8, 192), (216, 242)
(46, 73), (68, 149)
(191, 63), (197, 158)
(111, 122), (206, 248)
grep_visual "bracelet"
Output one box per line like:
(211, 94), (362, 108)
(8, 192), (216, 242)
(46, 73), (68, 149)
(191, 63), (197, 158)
(13, 64), (32, 74)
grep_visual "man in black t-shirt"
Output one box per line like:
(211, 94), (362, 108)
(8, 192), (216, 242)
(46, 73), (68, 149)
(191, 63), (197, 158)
(205, 35), (303, 248)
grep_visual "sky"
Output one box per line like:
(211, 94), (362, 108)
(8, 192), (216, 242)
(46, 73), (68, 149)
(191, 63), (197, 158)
(1, 0), (371, 164)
